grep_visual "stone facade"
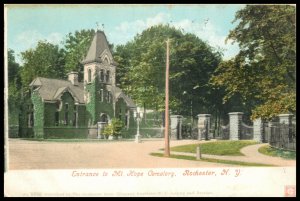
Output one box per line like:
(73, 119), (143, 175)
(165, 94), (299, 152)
(278, 114), (293, 125)
(20, 30), (136, 138)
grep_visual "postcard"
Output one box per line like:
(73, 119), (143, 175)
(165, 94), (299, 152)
(4, 4), (296, 197)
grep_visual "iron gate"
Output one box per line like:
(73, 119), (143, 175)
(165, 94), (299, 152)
(269, 122), (296, 151)
(240, 122), (253, 140)
(216, 124), (229, 140)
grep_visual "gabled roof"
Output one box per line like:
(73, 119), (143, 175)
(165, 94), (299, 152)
(107, 85), (136, 108)
(29, 77), (85, 103)
(29, 77), (135, 108)
(82, 30), (113, 64)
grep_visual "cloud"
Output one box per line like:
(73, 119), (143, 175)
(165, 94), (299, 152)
(16, 30), (63, 50)
(112, 13), (239, 60)
(111, 13), (171, 44)
(115, 13), (170, 34)
(14, 30), (64, 64)
(172, 19), (239, 60)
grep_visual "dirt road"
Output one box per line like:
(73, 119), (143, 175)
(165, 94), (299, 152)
(8, 139), (295, 170)
(8, 139), (234, 170)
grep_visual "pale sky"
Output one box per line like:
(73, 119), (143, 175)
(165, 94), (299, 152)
(5, 4), (245, 64)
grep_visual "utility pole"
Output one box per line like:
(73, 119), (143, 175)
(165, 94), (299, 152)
(164, 38), (170, 157)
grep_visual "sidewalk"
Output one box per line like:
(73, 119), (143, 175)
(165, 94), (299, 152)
(156, 143), (296, 166)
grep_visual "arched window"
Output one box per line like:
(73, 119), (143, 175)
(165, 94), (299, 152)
(28, 112), (34, 127)
(88, 69), (91, 83)
(100, 113), (108, 123)
(106, 70), (110, 83)
(104, 57), (109, 64)
(64, 103), (69, 125)
(100, 89), (104, 102)
(55, 112), (59, 126)
(100, 69), (104, 82)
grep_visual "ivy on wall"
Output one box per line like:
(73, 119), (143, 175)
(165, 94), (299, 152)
(85, 75), (116, 125)
(31, 90), (44, 138)
(19, 72), (135, 138)
(85, 80), (97, 125)
(18, 93), (34, 138)
(43, 92), (87, 127)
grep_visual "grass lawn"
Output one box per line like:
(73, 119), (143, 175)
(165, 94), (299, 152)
(258, 145), (296, 160)
(170, 140), (258, 156)
(150, 153), (275, 167)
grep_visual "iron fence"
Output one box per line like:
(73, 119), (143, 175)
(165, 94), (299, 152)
(268, 122), (296, 151)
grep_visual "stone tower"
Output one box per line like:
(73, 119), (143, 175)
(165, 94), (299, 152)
(82, 30), (117, 125)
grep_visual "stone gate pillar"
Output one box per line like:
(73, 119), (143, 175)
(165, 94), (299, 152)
(253, 118), (263, 142)
(278, 113), (293, 145)
(197, 114), (211, 140)
(228, 112), (243, 140)
(278, 114), (293, 125)
(170, 115), (183, 140)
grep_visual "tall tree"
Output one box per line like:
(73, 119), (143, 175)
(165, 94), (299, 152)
(20, 41), (66, 92)
(7, 49), (22, 124)
(210, 5), (296, 120)
(114, 24), (222, 117)
(8, 49), (21, 84)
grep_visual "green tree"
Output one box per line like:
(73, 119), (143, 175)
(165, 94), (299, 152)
(63, 29), (95, 81)
(114, 24), (222, 118)
(7, 49), (22, 125)
(210, 5), (296, 120)
(20, 41), (66, 92)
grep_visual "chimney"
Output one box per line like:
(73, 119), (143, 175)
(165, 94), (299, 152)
(67, 72), (79, 86)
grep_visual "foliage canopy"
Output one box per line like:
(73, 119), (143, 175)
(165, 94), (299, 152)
(210, 5), (296, 120)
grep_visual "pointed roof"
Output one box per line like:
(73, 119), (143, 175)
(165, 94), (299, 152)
(106, 85), (136, 108)
(82, 30), (112, 64)
(29, 77), (85, 103)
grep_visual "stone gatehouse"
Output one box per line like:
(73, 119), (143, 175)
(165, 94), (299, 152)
(20, 30), (136, 138)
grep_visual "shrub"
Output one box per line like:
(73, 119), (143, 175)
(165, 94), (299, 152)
(103, 118), (124, 137)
